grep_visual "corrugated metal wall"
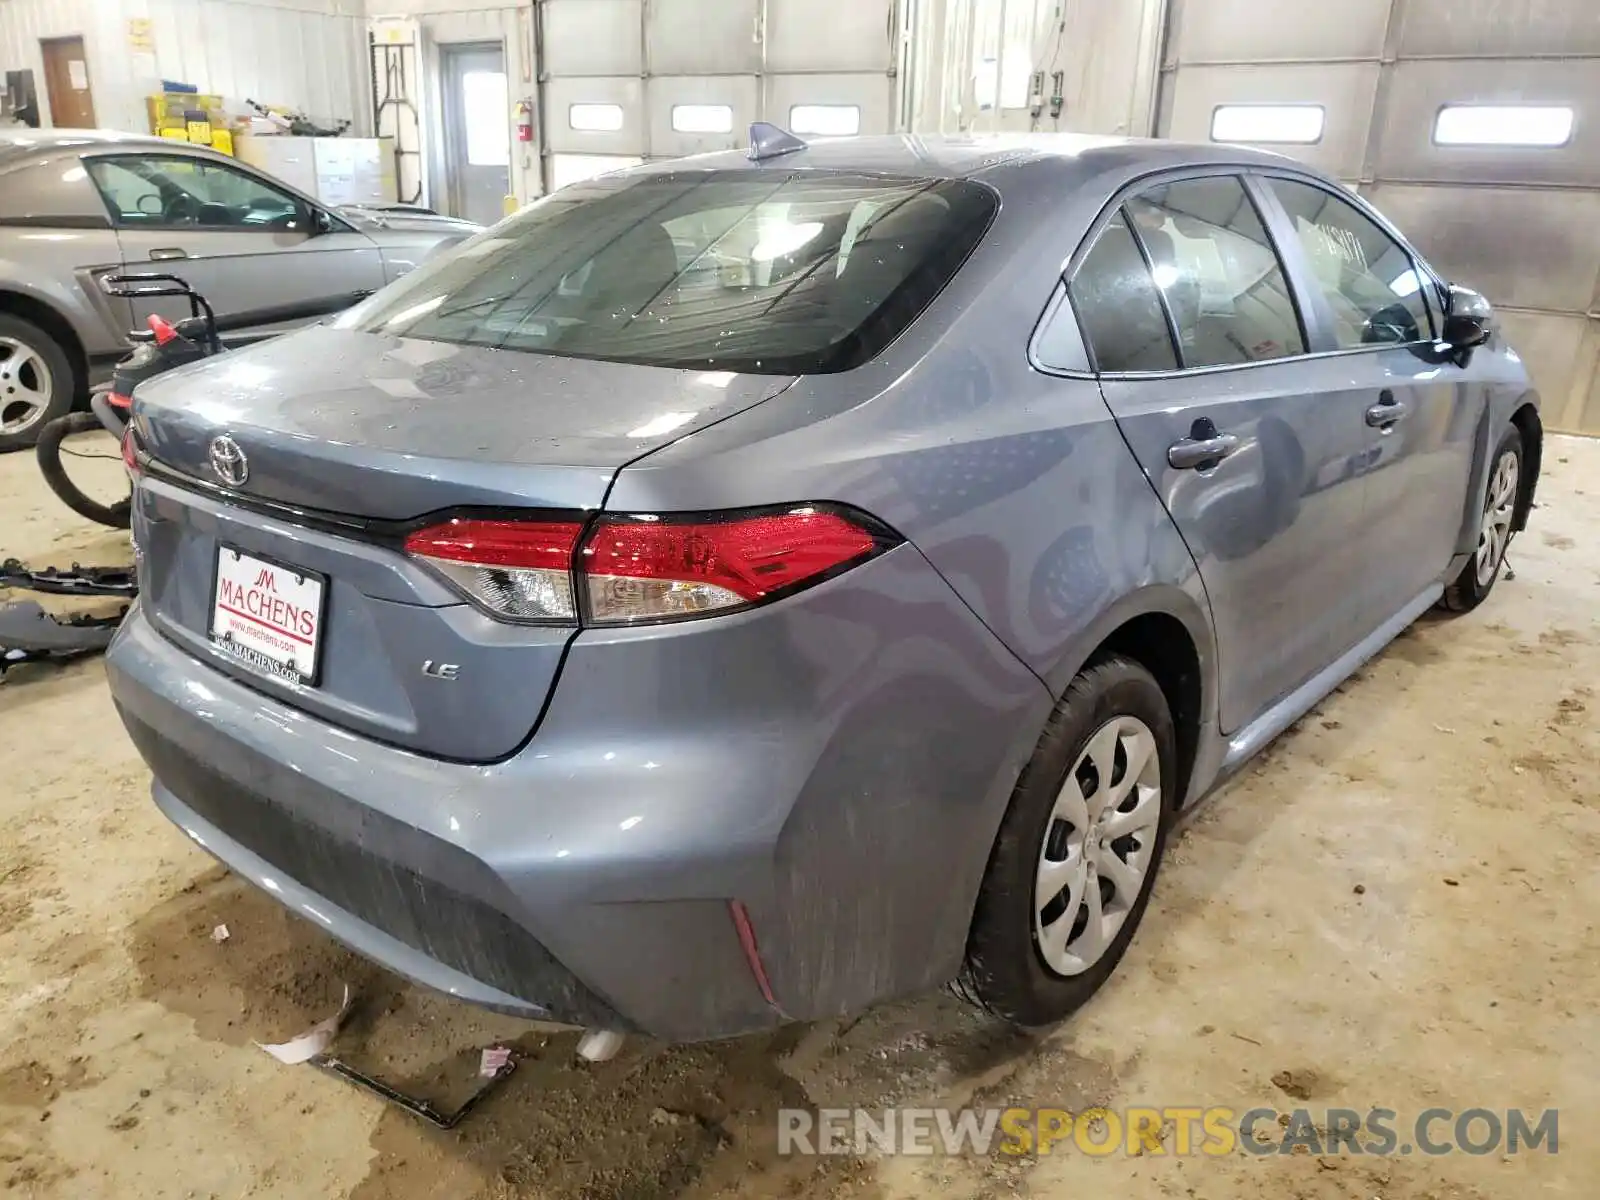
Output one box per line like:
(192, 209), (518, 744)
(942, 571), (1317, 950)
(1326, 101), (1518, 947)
(0, 0), (371, 136)
(1157, 0), (1600, 435)
(535, 0), (900, 189)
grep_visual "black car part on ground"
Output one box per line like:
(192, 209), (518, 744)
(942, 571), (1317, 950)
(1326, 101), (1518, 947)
(0, 559), (136, 677)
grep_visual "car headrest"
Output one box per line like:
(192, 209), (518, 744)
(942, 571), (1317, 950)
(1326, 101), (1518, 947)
(1138, 225), (1176, 266)
(587, 223), (682, 312)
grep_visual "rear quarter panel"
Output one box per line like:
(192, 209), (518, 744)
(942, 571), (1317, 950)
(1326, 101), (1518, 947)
(603, 161), (1220, 996)
(607, 156), (1217, 702)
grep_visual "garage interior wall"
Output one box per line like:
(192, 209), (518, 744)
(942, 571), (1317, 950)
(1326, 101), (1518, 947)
(0, 0), (372, 137)
(1156, 0), (1600, 436)
(368, 0), (536, 212)
(904, 0), (1166, 138)
(375, 0), (911, 206)
(533, 0), (902, 193)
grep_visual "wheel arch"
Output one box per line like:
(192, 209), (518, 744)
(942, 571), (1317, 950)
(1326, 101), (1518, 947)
(1508, 398), (1541, 532)
(0, 288), (88, 395)
(1035, 583), (1218, 818)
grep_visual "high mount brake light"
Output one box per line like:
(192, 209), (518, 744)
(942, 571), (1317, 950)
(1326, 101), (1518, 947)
(404, 507), (895, 626)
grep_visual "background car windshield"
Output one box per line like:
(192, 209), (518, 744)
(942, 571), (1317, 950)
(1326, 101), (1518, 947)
(345, 171), (996, 374)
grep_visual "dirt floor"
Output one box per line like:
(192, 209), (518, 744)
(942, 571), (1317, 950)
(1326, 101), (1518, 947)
(1, 434), (1596, 1200)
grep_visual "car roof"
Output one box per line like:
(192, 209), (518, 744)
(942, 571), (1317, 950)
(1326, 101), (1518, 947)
(626, 132), (1307, 188)
(0, 127), (178, 165)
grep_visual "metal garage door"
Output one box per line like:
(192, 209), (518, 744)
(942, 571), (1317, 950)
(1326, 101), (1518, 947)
(536, 0), (899, 191)
(1156, 0), (1600, 435)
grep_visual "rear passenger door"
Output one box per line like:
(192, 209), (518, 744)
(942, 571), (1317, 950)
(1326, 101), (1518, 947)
(1257, 175), (1476, 635)
(1071, 173), (1375, 734)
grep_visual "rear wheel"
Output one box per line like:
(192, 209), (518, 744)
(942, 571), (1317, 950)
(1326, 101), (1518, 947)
(956, 656), (1176, 1027)
(0, 314), (75, 452)
(1441, 424), (1522, 614)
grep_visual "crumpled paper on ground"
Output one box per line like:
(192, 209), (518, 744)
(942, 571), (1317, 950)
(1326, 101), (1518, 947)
(257, 984), (352, 1065)
(479, 1045), (513, 1077)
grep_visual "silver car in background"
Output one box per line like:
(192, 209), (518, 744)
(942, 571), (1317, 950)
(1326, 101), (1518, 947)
(0, 129), (478, 449)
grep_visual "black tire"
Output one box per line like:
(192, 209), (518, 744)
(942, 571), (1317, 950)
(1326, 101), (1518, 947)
(956, 655), (1177, 1027)
(1440, 424), (1523, 614)
(35, 411), (133, 529)
(0, 313), (76, 452)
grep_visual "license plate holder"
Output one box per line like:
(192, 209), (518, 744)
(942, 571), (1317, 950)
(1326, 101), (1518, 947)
(209, 546), (326, 686)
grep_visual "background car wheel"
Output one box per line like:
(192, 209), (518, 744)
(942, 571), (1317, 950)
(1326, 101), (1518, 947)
(0, 314), (75, 452)
(955, 655), (1177, 1028)
(1441, 424), (1523, 614)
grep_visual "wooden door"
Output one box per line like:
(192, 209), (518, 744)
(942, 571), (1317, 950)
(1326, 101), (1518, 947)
(40, 37), (97, 129)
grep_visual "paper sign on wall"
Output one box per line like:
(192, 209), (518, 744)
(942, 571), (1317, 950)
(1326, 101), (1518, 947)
(128, 18), (155, 53)
(67, 60), (88, 90)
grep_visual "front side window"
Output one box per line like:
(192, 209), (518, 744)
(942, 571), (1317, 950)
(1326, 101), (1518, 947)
(1068, 211), (1179, 373)
(343, 171), (997, 375)
(86, 156), (306, 230)
(1266, 178), (1432, 348)
(1125, 175), (1306, 368)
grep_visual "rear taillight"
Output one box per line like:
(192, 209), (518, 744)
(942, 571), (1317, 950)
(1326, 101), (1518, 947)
(404, 518), (585, 623)
(120, 423), (141, 478)
(582, 509), (884, 624)
(404, 506), (895, 626)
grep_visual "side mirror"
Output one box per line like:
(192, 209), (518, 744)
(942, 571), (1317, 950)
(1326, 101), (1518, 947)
(304, 206), (333, 236)
(1441, 284), (1494, 349)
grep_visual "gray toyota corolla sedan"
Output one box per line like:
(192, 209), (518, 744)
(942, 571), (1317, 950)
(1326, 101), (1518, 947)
(107, 132), (1541, 1042)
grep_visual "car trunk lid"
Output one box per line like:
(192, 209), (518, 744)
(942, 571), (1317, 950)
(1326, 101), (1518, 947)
(129, 325), (795, 761)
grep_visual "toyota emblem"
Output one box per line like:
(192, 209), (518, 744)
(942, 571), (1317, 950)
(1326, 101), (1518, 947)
(209, 435), (248, 487)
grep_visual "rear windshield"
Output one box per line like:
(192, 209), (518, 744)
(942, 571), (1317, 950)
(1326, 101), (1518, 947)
(342, 171), (997, 374)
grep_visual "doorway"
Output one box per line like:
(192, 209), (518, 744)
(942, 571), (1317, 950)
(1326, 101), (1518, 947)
(440, 43), (510, 226)
(39, 36), (97, 128)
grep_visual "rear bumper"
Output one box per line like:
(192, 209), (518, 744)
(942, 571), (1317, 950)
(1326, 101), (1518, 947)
(107, 545), (1051, 1041)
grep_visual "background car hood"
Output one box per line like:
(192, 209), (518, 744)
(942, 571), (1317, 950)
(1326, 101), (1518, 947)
(335, 204), (483, 237)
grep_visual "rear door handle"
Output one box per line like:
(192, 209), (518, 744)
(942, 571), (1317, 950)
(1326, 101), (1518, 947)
(1365, 389), (1408, 429)
(149, 247), (188, 260)
(1168, 432), (1241, 470)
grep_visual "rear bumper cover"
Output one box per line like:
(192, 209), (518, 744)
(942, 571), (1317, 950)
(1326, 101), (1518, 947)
(107, 545), (1052, 1041)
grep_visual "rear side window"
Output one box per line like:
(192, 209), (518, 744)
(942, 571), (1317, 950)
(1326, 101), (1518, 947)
(1069, 212), (1179, 373)
(1266, 178), (1433, 347)
(346, 171), (997, 374)
(1125, 176), (1306, 368)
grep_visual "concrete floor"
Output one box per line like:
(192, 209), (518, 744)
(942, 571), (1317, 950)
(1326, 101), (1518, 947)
(0, 435), (1595, 1200)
